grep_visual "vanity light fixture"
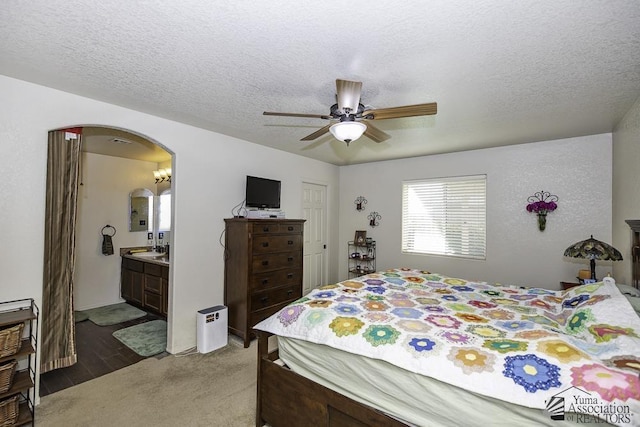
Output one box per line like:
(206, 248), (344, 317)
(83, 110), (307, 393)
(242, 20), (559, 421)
(154, 168), (172, 183)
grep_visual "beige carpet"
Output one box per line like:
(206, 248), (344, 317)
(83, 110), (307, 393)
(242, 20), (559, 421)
(36, 339), (257, 427)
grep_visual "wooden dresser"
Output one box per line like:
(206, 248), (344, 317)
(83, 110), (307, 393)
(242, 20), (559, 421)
(224, 218), (305, 347)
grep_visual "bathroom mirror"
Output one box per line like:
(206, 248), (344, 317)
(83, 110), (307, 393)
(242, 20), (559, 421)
(129, 188), (154, 232)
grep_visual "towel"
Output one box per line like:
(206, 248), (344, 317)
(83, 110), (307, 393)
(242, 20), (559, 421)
(102, 234), (114, 255)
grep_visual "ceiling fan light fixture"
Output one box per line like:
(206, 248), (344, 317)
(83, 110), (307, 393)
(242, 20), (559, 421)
(329, 121), (367, 145)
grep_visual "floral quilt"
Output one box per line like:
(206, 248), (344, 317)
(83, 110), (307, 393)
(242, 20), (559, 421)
(254, 268), (640, 424)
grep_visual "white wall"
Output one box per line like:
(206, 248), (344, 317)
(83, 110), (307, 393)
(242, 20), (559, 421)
(0, 75), (340, 356)
(612, 96), (640, 285)
(339, 134), (613, 289)
(74, 152), (158, 310)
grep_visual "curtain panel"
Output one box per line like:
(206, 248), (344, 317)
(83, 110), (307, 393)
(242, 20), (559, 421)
(40, 130), (81, 373)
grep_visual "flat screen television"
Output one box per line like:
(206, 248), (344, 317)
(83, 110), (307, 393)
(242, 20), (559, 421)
(245, 176), (281, 209)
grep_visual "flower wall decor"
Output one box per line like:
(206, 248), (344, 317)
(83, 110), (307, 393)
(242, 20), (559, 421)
(526, 190), (558, 231)
(368, 211), (381, 227)
(354, 196), (367, 211)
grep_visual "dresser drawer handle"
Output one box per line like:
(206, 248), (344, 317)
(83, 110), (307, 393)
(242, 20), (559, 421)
(287, 226), (294, 231)
(262, 279), (269, 285)
(263, 227), (270, 232)
(262, 242), (269, 247)
(262, 260), (269, 266)
(287, 290), (293, 296)
(287, 273), (293, 279)
(287, 256), (293, 262)
(260, 296), (269, 304)
(287, 240), (293, 245)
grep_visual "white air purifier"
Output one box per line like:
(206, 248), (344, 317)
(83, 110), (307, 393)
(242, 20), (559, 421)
(196, 305), (228, 353)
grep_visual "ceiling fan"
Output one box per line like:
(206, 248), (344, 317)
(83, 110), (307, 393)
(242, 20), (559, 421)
(263, 79), (437, 146)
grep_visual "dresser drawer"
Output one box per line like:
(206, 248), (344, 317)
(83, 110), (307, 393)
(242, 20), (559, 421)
(252, 234), (302, 254)
(278, 222), (303, 234)
(252, 222), (281, 235)
(252, 252), (301, 273)
(252, 222), (303, 235)
(251, 269), (301, 291)
(251, 284), (301, 311)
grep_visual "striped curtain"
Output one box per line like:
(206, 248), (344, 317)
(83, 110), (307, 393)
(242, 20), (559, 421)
(40, 129), (81, 373)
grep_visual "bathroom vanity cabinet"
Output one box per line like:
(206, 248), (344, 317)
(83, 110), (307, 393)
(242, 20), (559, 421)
(120, 257), (168, 317)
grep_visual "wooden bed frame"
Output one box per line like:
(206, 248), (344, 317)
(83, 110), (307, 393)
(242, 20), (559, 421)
(255, 330), (408, 427)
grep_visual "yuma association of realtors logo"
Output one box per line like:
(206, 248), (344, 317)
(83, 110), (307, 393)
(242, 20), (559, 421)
(545, 386), (634, 424)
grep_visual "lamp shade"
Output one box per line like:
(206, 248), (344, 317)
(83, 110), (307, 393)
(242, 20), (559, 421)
(563, 235), (623, 281)
(329, 121), (366, 144)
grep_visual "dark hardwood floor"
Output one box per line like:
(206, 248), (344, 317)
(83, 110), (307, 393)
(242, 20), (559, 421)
(39, 311), (165, 397)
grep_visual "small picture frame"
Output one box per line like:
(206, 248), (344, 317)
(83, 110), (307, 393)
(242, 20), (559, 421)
(354, 230), (367, 245)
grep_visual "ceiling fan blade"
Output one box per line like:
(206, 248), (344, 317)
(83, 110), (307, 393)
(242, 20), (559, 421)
(263, 111), (331, 120)
(336, 79), (362, 115)
(301, 124), (332, 141)
(363, 122), (391, 143)
(362, 102), (437, 120)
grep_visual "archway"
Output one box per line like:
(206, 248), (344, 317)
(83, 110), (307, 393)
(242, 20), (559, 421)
(40, 125), (175, 395)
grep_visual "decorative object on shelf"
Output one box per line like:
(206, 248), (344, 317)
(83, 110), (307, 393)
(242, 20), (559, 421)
(153, 168), (172, 183)
(347, 239), (376, 278)
(354, 196), (367, 211)
(368, 211), (381, 227)
(563, 235), (623, 281)
(526, 190), (558, 231)
(354, 230), (367, 245)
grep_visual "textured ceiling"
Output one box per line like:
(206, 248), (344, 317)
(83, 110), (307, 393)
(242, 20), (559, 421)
(2, 1), (640, 165)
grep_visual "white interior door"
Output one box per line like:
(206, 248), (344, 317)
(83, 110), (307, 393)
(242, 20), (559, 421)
(302, 182), (327, 295)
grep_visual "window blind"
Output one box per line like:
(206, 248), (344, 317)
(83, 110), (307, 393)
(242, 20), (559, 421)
(402, 175), (486, 259)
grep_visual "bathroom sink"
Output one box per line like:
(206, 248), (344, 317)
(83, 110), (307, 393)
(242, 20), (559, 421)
(130, 251), (163, 257)
(130, 251), (169, 262)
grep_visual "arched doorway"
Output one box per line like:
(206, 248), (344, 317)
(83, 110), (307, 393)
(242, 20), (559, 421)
(40, 126), (174, 395)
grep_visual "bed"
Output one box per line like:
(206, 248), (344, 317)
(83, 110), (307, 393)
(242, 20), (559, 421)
(253, 268), (640, 427)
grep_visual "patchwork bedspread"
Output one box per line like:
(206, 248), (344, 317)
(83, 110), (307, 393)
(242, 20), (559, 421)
(254, 268), (640, 424)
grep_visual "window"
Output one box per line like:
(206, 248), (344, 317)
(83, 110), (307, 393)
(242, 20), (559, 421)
(402, 175), (486, 259)
(158, 190), (171, 232)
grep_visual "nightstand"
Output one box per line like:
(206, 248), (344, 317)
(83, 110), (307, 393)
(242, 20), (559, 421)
(560, 281), (580, 290)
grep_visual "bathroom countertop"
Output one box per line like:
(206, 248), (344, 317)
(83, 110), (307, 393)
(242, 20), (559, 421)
(121, 247), (169, 266)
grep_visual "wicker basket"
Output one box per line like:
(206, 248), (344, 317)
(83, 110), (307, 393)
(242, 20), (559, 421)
(0, 395), (19, 427)
(0, 361), (16, 394)
(0, 324), (23, 359)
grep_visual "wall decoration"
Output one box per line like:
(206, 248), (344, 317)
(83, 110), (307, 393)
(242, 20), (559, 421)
(368, 211), (381, 227)
(354, 196), (367, 211)
(526, 190), (558, 231)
